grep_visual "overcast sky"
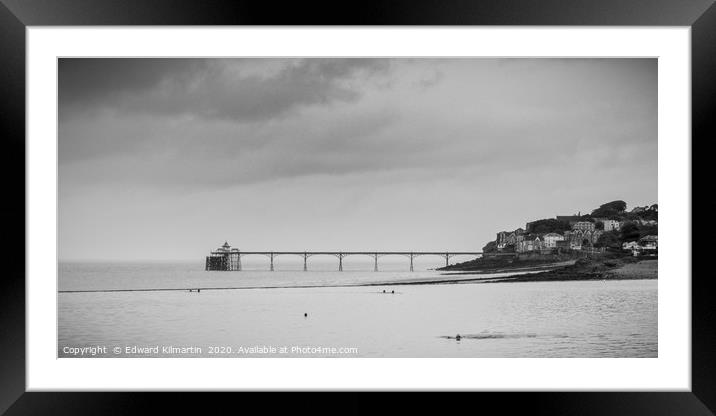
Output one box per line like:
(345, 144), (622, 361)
(59, 58), (657, 261)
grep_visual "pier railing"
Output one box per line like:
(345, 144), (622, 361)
(205, 250), (514, 271)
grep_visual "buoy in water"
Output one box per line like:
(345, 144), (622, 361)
(304, 313), (308, 317)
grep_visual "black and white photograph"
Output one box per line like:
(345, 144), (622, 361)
(58, 57), (658, 358)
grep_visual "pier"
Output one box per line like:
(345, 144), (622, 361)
(205, 242), (513, 271)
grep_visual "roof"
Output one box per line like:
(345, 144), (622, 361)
(543, 232), (563, 237)
(640, 235), (658, 241)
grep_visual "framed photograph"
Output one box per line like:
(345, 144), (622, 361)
(2, 0), (712, 413)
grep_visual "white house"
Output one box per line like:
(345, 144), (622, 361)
(542, 232), (565, 248)
(602, 219), (620, 232)
(622, 241), (640, 250)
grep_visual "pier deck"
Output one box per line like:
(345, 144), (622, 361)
(206, 248), (514, 271)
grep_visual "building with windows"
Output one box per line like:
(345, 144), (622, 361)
(542, 232), (565, 248)
(496, 228), (526, 251)
(572, 221), (595, 231)
(639, 235), (658, 250)
(564, 229), (602, 250)
(517, 235), (542, 253)
(602, 219), (620, 231)
(623, 241), (640, 250)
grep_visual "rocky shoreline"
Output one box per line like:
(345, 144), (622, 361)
(435, 253), (657, 284)
(479, 257), (657, 283)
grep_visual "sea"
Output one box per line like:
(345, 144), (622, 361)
(58, 258), (657, 358)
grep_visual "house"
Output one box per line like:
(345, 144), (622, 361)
(572, 221), (595, 231)
(602, 219), (620, 232)
(622, 241), (641, 256)
(542, 232), (565, 248)
(496, 228), (527, 250)
(496, 231), (510, 249)
(517, 235), (542, 253)
(622, 241), (640, 249)
(555, 240), (570, 250)
(564, 229), (602, 250)
(639, 235), (658, 250)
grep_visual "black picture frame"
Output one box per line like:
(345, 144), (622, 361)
(1, 0), (712, 414)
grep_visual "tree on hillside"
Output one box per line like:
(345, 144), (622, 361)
(623, 204), (658, 222)
(591, 200), (627, 218)
(620, 222), (641, 242)
(594, 231), (621, 249)
(483, 241), (497, 253)
(641, 206), (659, 221)
(638, 224), (658, 238)
(527, 219), (571, 234)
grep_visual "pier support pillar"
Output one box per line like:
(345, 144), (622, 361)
(338, 253), (343, 271)
(445, 253), (449, 267)
(237, 253), (242, 271)
(374, 253), (378, 272)
(270, 252), (274, 271)
(410, 253), (414, 272)
(303, 253), (308, 271)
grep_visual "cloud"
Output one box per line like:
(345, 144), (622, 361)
(59, 58), (391, 123)
(59, 58), (657, 193)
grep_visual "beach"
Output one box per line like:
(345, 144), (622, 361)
(605, 259), (658, 279)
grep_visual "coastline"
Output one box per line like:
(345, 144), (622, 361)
(479, 258), (657, 284)
(361, 259), (656, 286)
(439, 260), (576, 276)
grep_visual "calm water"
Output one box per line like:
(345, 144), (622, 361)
(58, 262), (657, 358)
